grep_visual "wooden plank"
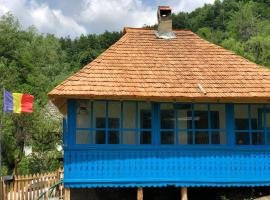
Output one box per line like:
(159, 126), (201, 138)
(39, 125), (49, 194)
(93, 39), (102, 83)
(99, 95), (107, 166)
(0, 177), (3, 200)
(44, 173), (48, 200)
(1, 178), (6, 200)
(36, 173), (40, 199)
(137, 187), (143, 200)
(21, 175), (25, 200)
(29, 175), (33, 200)
(32, 174), (36, 199)
(2, 178), (7, 200)
(25, 175), (29, 200)
(14, 176), (17, 200)
(9, 182), (13, 200)
(181, 187), (188, 200)
(17, 176), (21, 200)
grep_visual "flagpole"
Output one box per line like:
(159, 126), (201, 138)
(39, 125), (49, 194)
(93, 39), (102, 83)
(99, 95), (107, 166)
(0, 87), (4, 176)
(0, 86), (4, 175)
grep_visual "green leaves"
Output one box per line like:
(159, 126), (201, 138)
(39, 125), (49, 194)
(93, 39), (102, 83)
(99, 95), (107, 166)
(0, 13), (121, 175)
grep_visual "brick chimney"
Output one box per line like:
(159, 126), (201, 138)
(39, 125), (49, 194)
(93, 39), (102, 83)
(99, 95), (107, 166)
(155, 6), (175, 39)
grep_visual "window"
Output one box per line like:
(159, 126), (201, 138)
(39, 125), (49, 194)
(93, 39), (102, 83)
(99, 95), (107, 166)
(76, 100), (91, 144)
(74, 101), (269, 146)
(93, 101), (106, 144)
(160, 103), (175, 144)
(75, 100), (152, 145)
(234, 104), (267, 145)
(210, 104), (226, 144)
(123, 102), (136, 144)
(108, 101), (120, 144)
(193, 104), (209, 144)
(139, 102), (152, 144)
(177, 104), (192, 144)
(175, 103), (226, 145)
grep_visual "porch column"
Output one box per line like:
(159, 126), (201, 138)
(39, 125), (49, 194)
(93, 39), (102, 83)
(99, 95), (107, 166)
(64, 188), (70, 200)
(137, 187), (143, 200)
(181, 187), (188, 200)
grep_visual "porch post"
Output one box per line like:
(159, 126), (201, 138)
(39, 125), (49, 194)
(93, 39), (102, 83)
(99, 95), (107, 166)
(181, 187), (188, 200)
(137, 187), (143, 200)
(64, 188), (70, 200)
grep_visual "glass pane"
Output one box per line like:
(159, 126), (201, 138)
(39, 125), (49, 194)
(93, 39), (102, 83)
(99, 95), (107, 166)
(266, 106), (270, 129)
(108, 101), (120, 128)
(160, 103), (175, 129)
(210, 104), (226, 129)
(252, 132), (265, 145)
(211, 131), (226, 144)
(194, 104), (208, 129)
(235, 131), (250, 145)
(109, 118), (120, 129)
(108, 130), (119, 144)
(177, 104), (192, 129)
(250, 104), (264, 130)
(267, 131), (270, 145)
(76, 100), (91, 128)
(234, 105), (249, 130)
(123, 102), (136, 129)
(161, 131), (175, 144)
(139, 102), (152, 129)
(188, 131), (193, 144)
(93, 101), (106, 128)
(178, 131), (189, 144)
(140, 131), (151, 144)
(123, 131), (136, 144)
(195, 131), (209, 144)
(76, 131), (90, 144)
(93, 130), (106, 144)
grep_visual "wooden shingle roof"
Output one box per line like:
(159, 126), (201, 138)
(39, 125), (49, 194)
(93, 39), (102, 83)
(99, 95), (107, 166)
(49, 28), (270, 113)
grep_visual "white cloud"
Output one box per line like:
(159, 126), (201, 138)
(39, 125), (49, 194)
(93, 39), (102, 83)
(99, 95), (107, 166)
(0, 0), (87, 37)
(0, 0), (216, 37)
(79, 0), (156, 33)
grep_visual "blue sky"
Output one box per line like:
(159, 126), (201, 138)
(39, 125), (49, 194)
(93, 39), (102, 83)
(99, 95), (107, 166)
(0, 0), (215, 38)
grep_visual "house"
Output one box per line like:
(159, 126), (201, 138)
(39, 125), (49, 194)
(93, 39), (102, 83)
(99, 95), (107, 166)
(48, 6), (270, 200)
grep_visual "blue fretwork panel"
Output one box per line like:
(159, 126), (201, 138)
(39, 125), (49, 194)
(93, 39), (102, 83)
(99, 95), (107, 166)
(64, 148), (270, 188)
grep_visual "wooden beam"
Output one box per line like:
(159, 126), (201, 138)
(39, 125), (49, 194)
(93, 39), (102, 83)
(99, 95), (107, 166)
(137, 187), (143, 200)
(64, 188), (70, 200)
(181, 187), (188, 200)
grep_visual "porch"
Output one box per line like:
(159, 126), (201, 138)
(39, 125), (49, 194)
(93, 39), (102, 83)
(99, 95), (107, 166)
(63, 100), (270, 188)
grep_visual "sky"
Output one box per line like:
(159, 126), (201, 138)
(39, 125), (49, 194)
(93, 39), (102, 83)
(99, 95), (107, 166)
(0, 0), (215, 38)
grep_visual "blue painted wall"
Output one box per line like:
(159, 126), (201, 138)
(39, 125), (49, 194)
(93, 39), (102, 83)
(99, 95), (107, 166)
(63, 100), (270, 188)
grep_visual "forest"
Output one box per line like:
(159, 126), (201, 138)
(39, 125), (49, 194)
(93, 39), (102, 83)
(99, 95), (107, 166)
(0, 0), (269, 175)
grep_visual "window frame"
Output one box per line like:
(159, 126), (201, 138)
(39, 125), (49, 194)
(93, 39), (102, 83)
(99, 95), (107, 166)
(71, 100), (270, 147)
(75, 100), (153, 145)
(234, 104), (268, 145)
(159, 103), (227, 145)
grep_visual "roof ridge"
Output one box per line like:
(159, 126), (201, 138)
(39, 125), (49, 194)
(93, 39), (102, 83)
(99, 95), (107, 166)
(123, 27), (192, 34)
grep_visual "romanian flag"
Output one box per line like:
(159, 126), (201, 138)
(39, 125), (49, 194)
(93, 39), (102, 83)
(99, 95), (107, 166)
(3, 90), (34, 113)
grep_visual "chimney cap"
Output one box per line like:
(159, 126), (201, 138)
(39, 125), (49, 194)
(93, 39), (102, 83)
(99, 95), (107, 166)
(158, 6), (171, 11)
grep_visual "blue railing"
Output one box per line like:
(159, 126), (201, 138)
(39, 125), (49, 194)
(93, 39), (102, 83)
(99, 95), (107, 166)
(63, 147), (270, 188)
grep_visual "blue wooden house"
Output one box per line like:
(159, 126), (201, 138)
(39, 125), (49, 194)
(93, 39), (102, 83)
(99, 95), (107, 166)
(49, 6), (270, 199)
